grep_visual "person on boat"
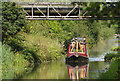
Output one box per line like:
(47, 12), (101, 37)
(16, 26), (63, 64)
(71, 42), (74, 47)
(83, 36), (86, 44)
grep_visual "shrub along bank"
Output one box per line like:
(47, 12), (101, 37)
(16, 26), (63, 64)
(104, 53), (120, 61)
(111, 47), (120, 51)
(2, 2), (64, 63)
(27, 20), (115, 49)
(1, 43), (33, 79)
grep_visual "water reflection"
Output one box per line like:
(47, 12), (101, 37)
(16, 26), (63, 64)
(66, 61), (89, 79)
(15, 61), (110, 79)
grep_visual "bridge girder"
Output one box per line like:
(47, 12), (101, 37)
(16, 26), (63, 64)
(17, 2), (120, 20)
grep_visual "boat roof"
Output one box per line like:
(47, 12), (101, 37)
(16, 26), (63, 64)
(71, 37), (85, 42)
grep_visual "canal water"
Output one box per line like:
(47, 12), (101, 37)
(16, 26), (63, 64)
(18, 38), (117, 79)
(4, 38), (118, 79)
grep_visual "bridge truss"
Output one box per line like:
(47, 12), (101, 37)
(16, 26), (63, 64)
(17, 2), (120, 20)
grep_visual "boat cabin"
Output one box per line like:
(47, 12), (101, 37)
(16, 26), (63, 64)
(66, 37), (88, 60)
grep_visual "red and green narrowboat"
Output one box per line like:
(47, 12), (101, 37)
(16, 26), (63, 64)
(66, 37), (89, 61)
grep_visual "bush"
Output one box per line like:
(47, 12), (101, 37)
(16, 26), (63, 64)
(2, 2), (27, 42)
(111, 47), (120, 51)
(104, 53), (120, 61)
(2, 43), (29, 79)
(22, 33), (64, 62)
(27, 20), (115, 49)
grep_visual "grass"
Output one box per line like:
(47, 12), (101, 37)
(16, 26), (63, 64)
(1, 43), (32, 79)
(22, 20), (66, 62)
(20, 29), (64, 62)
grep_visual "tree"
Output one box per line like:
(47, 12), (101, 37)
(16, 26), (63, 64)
(81, 2), (120, 34)
(2, 2), (26, 41)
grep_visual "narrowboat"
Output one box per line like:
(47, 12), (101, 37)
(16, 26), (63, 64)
(66, 37), (89, 61)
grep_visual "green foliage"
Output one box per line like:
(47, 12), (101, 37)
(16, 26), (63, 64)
(1, 2), (36, 79)
(4, 34), (24, 51)
(2, 33), (36, 63)
(22, 33), (64, 62)
(28, 20), (115, 49)
(75, 2), (120, 34)
(1, 43), (31, 79)
(82, 2), (120, 17)
(1, 2), (117, 67)
(115, 40), (120, 43)
(104, 53), (120, 61)
(2, 2), (27, 41)
(111, 47), (120, 51)
(2, 2), (36, 63)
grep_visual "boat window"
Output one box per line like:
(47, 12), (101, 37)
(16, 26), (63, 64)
(69, 42), (85, 54)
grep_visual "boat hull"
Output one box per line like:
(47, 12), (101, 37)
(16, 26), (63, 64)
(66, 55), (88, 62)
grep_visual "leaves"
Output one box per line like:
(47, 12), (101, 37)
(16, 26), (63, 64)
(2, 2), (26, 41)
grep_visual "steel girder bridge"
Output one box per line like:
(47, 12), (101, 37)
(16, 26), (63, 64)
(17, 2), (120, 20)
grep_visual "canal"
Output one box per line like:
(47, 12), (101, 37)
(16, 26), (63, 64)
(5, 38), (118, 79)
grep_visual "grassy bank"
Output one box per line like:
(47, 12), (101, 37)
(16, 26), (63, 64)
(21, 32), (65, 62)
(3, 31), (65, 63)
(1, 43), (33, 79)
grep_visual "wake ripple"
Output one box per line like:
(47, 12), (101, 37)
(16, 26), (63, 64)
(89, 57), (104, 61)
